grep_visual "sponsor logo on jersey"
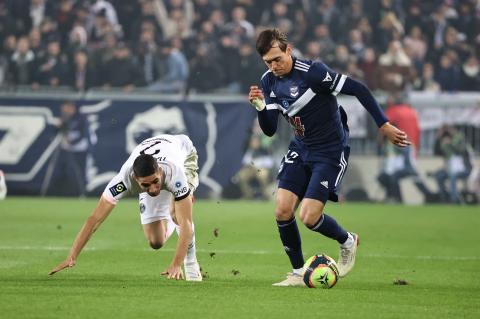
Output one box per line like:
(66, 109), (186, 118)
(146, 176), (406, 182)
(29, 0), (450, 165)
(290, 86), (299, 97)
(174, 186), (188, 198)
(322, 72), (332, 82)
(270, 91), (276, 98)
(109, 181), (127, 196)
(282, 100), (290, 108)
(321, 181), (329, 189)
(175, 181), (182, 188)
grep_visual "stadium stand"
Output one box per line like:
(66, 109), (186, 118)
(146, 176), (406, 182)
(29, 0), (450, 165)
(0, 0), (478, 93)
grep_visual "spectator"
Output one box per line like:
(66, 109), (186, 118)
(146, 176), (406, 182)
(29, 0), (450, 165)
(459, 55), (480, 92)
(7, 36), (36, 85)
(356, 17), (374, 47)
(377, 12), (404, 52)
(89, 8), (119, 44)
(432, 125), (475, 204)
(55, 0), (76, 46)
(378, 40), (414, 92)
(146, 37), (188, 93)
(307, 24), (335, 63)
(234, 121), (275, 200)
(44, 101), (90, 196)
(0, 0), (479, 93)
(30, 0), (50, 29)
(303, 40), (321, 61)
(330, 44), (350, 74)
(33, 39), (69, 87)
(347, 29), (366, 61)
(28, 27), (44, 56)
(130, 0), (163, 42)
(224, 6), (255, 43)
(237, 41), (264, 92)
(135, 27), (161, 86)
(0, 35), (17, 84)
(188, 42), (224, 93)
(403, 25), (428, 72)
(89, 0), (121, 35)
(69, 51), (97, 91)
(435, 53), (460, 92)
(152, 0), (194, 40)
(358, 47), (379, 90)
(377, 95), (433, 203)
(413, 62), (440, 92)
(310, 0), (341, 42)
(102, 43), (141, 91)
(192, 0), (216, 27)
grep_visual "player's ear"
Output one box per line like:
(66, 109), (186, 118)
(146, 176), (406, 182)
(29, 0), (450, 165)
(286, 45), (293, 55)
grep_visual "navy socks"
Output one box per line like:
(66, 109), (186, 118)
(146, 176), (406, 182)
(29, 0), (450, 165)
(308, 213), (349, 244)
(277, 217), (305, 269)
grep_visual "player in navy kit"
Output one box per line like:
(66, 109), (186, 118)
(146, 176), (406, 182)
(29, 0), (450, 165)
(248, 28), (410, 286)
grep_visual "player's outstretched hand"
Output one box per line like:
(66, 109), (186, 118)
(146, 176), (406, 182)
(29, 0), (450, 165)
(48, 257), (76, 275)
(248, 85), (266, 111)
(380, 122), (411, 147)
(161, 264), (184, 280)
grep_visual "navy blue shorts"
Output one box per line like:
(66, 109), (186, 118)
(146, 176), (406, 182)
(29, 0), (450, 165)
(277, 146), (350, 203)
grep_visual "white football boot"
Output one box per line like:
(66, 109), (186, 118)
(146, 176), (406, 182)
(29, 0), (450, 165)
(337, 232), (359, 277)
(184, 260), (203, 281)
(272, 272), (305, 287)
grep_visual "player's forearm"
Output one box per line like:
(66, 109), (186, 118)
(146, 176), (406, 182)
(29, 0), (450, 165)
(67, 197), (113, 259)
(68, 216), (100, 259)
(258, 109), (279, 137)
(341, 78), (388, 127)
(171, 221), (193, 266)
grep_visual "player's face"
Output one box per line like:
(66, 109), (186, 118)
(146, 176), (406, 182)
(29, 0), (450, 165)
(262, 44), (293, 77)
(136, 169), (164, 197)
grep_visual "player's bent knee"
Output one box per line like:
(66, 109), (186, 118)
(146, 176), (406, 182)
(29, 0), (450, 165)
(275, 206), (295, 221)
(299, 206), (324, 227)
(149, 240), (164, 250)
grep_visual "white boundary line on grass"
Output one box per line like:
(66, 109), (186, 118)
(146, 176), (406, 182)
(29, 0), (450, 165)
(1, 245), (479, 261)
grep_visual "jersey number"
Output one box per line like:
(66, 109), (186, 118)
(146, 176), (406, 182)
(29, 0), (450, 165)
(288, 117), (305, 137)
(140, 140), (162, 155)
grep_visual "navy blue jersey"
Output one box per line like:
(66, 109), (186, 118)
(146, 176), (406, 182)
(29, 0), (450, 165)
(260, 58), (363, 162)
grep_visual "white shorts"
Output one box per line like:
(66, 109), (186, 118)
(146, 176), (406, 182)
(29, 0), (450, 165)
(139, 150), (199, 225)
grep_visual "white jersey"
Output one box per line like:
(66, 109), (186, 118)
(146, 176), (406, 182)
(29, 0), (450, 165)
(103, 134), (195, 205)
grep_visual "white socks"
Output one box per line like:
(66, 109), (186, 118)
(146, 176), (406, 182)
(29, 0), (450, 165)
(175, 222), (197, 264)
(341, 232), (355, 249)
(293, 268), (303, 276)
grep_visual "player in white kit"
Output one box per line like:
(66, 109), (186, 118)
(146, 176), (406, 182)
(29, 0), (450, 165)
(49, 134), (202, 281)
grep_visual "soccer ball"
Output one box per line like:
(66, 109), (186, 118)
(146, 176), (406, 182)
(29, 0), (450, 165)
(303, 254), (339, 289)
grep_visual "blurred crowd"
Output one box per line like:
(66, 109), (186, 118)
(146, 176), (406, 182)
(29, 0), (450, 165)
(0, 0), (479, 93)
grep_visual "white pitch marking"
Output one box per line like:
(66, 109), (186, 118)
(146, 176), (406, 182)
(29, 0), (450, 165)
(0, 246), (479, 261)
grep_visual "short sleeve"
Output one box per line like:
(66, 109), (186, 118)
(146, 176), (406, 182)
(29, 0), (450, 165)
(163, 163), (191, 201)
(307, 61), (348, 96)
(102, 171), (132, 205)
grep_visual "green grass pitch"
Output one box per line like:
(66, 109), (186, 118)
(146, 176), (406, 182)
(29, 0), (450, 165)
(1, 198), (479, 318)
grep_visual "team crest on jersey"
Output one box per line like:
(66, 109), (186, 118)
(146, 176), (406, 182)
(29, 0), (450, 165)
(139, 203), (146, 214)
(109, 181), (127, 196)
(290, 86), (299, 97)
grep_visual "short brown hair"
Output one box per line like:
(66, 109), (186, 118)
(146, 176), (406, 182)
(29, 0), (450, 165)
(255, 28), (288, 56)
